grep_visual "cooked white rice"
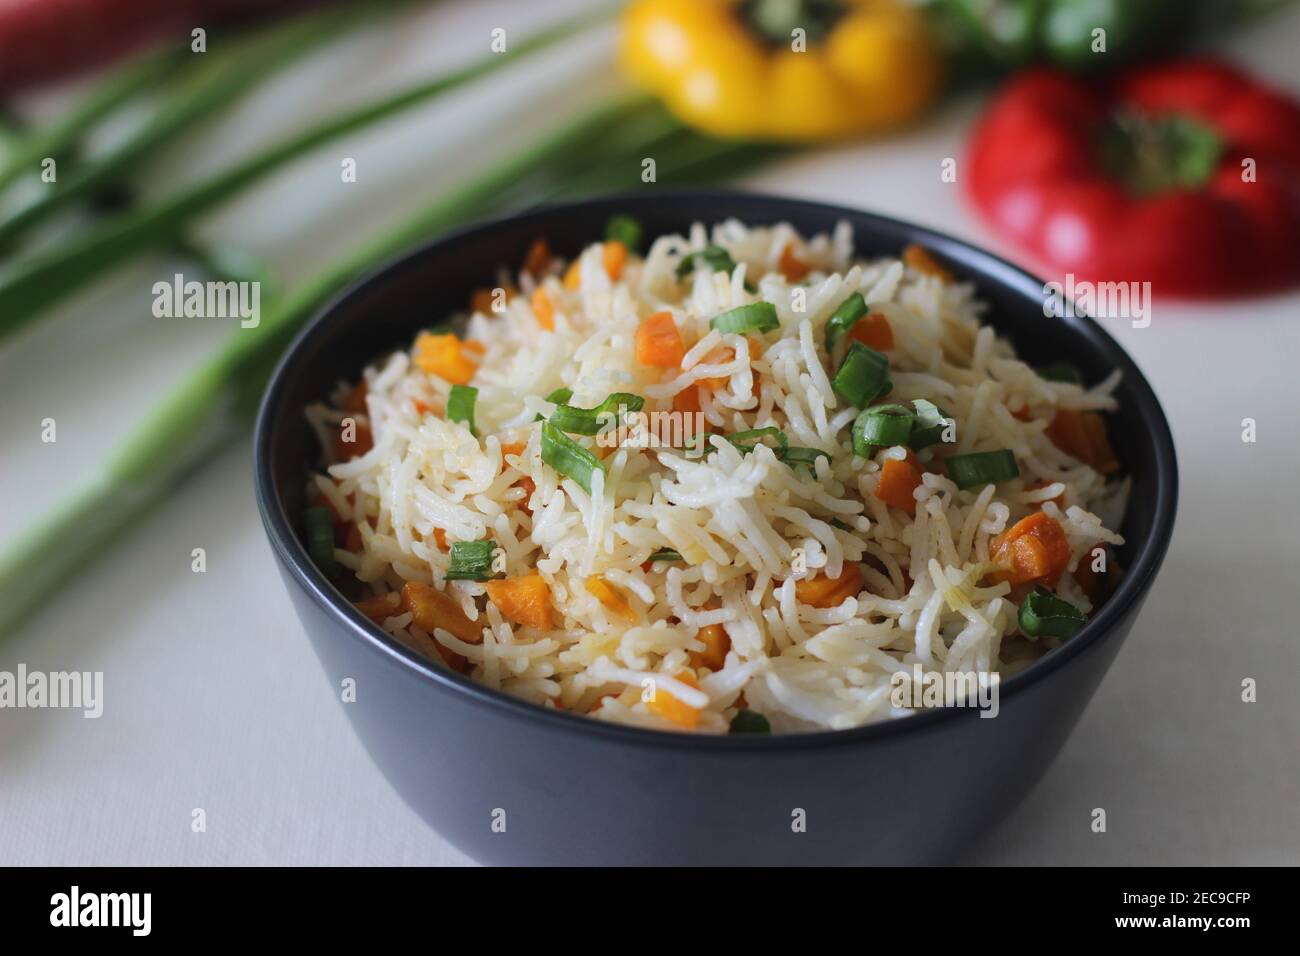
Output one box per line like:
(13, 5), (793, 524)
(305, 219), (1126, 734)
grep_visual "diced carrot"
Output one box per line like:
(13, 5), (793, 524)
(515, 475), (536, 513)
(355, 591), (401, 623)
(400, 581), (485, 644)
(635, 311), (686, 367)
(646, 669), (702, 730)
(522, 238), (550, 276)
(794, 564), (865, 609)
(875, 456), (923, 513)
(470, 288), (496, 315)
(1011, 403), (1034, 422)
(342, 381), (368, 413)
(334, 419), (373, 461)
(563, 259), (582, 290)
(485, 575), (554, 630)
(988, 512), (1072, 586)
(1074, 546), (1105, 600)
(344, 522), (363, 552)
(531, 288), (555, 331)
(1046, 409), (1118, 474)
(603, 240), (628, 280)
(413, 332), (480, 385)
(672, 384), (702, 415)
(433, 528), (448, 550)
(586, 575), (636, 622)
(697, 344), (735, 390)
(778, 242), (811, 282)
(412, 398), (436, 417)
(462, 340), (486, 358)
(689, 623), (730, 671)
(902, 243), (954, 282)
(500, 441), (527, 459)
(846, 311), (894, 352)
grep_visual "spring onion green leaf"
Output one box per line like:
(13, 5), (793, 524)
(724, 426), (789, 454)
(779, 446), (831, 470)
(824, 291), (868, 351)
(853, 403), (913, 452)
(541, 421), (605, 495)
(676, 244), (736, 278)
(946, 449), (1020, 490)
(1036, 361), (1084, 384)
(832, 342), (891, 409)
(447, 385), (478, 436)
(535, 387), (574, 421)
(549, 392), (644, 436)
(829, 518), (853, 531)
(710, 302), (779, 335)
(444, 539), (498, 581)
(1019, 585), (1087, 640)
(605, 214), (643, 251)
(908, 398), (951, 450)
(647, 548), (682, 563)
(304, 507), (337, 576)
(729, 709), (771, 734)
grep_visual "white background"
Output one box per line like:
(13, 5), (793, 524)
(2, 0), (1297, 865)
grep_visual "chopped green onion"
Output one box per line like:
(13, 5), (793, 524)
(829, 518), (853, 531)
(824, 291), (868, 351)
(540, 421), (605, 494)
(447, 384), (478, 436)
(676, 244), (736, 278)
(853, 403), (913, 453)
(946, 449), (1020, 490)
(647, 548), (682, 563)
(605, 214), (643, 252)
(729, 709), (771, 734)
(724, 426), (789, 454)
(908, 398), (951, 451)
(832, 342), (891, 409)
(534, 387), (574, 422)
(549, 392), (645, 436)
(445, 539), (498, 581)
(779, 446), (830, 470)
(710, 302), (779, 335)
(1019, 585), (1087, 640)
(1036, 361), (1083, 384)
(304, 506), (337, 576)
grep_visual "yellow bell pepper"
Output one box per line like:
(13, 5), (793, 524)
(620, 0), (942, 142)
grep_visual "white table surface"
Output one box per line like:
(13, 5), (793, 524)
(3, 0), (1298, 866)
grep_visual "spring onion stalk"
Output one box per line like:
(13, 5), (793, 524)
(604, 214), (643, 251)
(824, 291), (868, 351)
(778, 446), (830, 470)
(729, 709), (771, 733)
(549, 392), (645, 436)
(853, 403), (913, 451)
(1036, 361), (1083, 384)
(724, 426), (789, 454)
(303, 507), (338, 576)
(946, 449), (1020, 490)
(1018, 586), (1087, 640)
(0, 4), (377, 245)
(540, 422), (604, 495)
(710, 302), (779, 335)
(447, 385), (479, 436)
(646, 548), (682, 563)
(444, 540), (498, 582)
(0, 48), (185, 198)
(0, 92), (730, 637)
(0, 7), (610, 344)
(908, 398), (950, 451)
(832, 342), (891, 408)
(676, 244), (737, 278)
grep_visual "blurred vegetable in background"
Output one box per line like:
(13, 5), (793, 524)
(621, 0), (941, 140)
(967, 59), (1300, 295)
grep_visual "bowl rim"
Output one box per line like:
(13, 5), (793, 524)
(254, 189), (1179, 752)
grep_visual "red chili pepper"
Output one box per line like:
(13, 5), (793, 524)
(966, 59), (1300, 297)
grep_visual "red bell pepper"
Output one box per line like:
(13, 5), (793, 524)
(966, 59), (1300, 297)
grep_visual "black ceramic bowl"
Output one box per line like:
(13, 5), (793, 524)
(254, 192), (1177, 865)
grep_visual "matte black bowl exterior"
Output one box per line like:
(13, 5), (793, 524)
(254, 192), (1177, 865)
